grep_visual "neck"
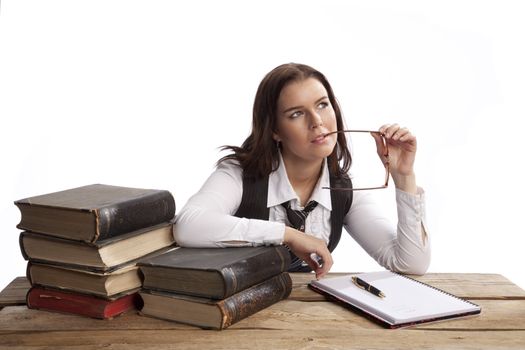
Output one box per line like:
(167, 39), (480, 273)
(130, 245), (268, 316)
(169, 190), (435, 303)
(281, 153), (323, 206)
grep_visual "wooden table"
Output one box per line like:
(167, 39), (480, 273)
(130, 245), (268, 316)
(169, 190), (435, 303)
(1, 273), (524, 349)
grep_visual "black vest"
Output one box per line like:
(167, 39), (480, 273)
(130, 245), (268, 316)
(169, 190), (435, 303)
(233, 168), (353, 272)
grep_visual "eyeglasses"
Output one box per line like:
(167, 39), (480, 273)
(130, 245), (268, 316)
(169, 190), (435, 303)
(322, 130), (390, 191)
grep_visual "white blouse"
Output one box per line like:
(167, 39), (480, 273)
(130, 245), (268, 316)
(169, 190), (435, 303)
(174, 156), (430, 275)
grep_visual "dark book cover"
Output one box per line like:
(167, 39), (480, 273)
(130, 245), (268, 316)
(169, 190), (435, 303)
(26, 286), (141, 319)
(139, 272), (292, 330)
(15, 184), (176, 243)
(139, 246), (291, 299)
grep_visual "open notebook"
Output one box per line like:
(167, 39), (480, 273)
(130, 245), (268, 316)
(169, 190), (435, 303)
(309, 271), (481, 328)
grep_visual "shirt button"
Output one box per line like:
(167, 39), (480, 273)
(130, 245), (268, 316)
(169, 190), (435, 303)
(311, 224), (319, 233)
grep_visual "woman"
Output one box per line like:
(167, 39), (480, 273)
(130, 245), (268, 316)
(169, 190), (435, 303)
(174, 63), (429, 279)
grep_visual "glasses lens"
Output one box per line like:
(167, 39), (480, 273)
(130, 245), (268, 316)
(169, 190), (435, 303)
(347, 131), (387, 190)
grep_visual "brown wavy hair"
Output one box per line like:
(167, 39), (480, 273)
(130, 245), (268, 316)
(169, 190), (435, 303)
(219, 63), (351, 179)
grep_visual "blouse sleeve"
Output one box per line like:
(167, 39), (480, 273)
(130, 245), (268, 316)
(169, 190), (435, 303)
(173, 160), (285, 247)
(344, 188), (430, 275)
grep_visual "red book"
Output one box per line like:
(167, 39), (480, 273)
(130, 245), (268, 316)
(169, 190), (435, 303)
(26, 286), (140, 319)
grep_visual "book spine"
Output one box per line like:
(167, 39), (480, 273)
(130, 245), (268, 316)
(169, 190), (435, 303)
(19, 233), (29, 261)
(95, 190), (175, 242)
(26, 287), (138, 319)
(103, 293), (141, 318)
(217, 272), (292, 329)
(25, 262), (33, 285)
(220, 246), (291, 298)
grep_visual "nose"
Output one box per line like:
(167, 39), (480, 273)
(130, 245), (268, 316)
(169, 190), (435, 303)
(310, 111), (323, 129)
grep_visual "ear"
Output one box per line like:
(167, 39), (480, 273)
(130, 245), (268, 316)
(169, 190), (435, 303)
(272, 131), (281, 142)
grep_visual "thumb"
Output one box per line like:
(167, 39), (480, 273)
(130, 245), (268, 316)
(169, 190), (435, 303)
(371, 132), (387, 161)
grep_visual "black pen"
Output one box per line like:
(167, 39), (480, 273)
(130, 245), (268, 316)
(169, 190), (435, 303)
(351, 276), (386, 298)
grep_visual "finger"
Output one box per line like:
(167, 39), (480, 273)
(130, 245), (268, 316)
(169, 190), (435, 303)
(392, 127), (409, 141)
(370, 133), (385, 155)
(315, 249), (333, 279)
(371, 132), (388, 163)
(303, 255), (322, 274)
(371, 131), (384, 149)
(322, 255), (333, 275)
(315, 261), (330, 279)
(384, 123), (400, 138)
(399, 131), (416, 143)
(309, 253), (322, 269)
(392, 131), (417, 152)
(378, 124), (390, 135)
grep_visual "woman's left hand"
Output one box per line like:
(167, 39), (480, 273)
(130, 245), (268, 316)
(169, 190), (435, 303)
(372, 123), (418, 193)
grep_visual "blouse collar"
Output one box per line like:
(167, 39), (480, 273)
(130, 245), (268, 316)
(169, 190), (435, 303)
(267, 151), (332, 211)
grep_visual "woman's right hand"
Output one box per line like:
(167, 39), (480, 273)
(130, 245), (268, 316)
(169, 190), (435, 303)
(283, 227), (333, 279)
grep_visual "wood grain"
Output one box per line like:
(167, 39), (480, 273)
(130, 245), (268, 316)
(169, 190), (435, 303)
(1, 273), (524, 349)
(290, 273), (525, 300)
(1, 329), (524, 350)
(0, 277), (30, 308)
(1, 299), (524, 332)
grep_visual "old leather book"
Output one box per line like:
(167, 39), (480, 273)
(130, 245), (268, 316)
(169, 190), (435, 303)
(26, 261), (142, 298)
(14, 184), (175, 243)
(138, 246), (291, 299)
(19, 222), (175, 272)
(26, 285), (140, 319)
(139, 272), (292, 329)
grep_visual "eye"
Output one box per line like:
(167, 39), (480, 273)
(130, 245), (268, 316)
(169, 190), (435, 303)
(318, 101), (330, 109)
(289, 110), (304, 119)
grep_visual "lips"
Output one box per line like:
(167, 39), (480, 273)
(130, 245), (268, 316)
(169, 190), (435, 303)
(311, 134), (327, 143)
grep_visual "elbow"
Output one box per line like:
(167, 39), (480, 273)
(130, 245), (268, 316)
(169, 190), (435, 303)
(172, 224), (192, 247)
(404, 262), (430, 276)
(172, 209), (201, 247)
(173, 224), (208, 248)
(395, 252), (431, 276)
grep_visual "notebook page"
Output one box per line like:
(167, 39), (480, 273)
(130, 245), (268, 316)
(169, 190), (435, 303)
(312, 271), (480, 324)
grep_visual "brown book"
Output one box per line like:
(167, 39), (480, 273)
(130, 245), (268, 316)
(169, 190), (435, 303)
(139, 272), (292, 329)
(20, 222), (175, 272)
(27, 286), (140, 319)
(27, 262), (142, 298)
(138, 246), (291, 299)
(15, 184), (175, 243)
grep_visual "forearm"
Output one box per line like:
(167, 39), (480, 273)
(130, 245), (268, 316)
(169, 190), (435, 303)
(173, 161), (285, 247)
(385, 188), (430, 274)
(346, 189), (430, 275)
(174, 204), (285, 247)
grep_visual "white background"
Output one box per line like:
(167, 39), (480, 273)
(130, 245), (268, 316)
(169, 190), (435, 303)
(1, 1), (524, 290)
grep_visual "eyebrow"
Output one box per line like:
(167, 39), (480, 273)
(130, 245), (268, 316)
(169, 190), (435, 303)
(282, 96), (329, 114)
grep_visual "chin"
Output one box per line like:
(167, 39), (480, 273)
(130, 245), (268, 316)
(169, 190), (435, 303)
(311, 144), (336, 159)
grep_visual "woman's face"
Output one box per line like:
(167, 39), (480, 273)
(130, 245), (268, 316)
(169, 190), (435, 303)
(274, 77), (338, 164)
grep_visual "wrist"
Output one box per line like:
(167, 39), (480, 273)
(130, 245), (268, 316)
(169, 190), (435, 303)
(392, 172), (417, 194)
(283, 227), (299, 245)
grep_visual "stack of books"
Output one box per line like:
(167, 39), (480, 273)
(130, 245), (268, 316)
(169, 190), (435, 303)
(14, 184), (176, 319)
(138, 246), (293, 329)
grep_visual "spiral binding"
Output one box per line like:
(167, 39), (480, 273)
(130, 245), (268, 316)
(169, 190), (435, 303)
(392, 271), (481, 308)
